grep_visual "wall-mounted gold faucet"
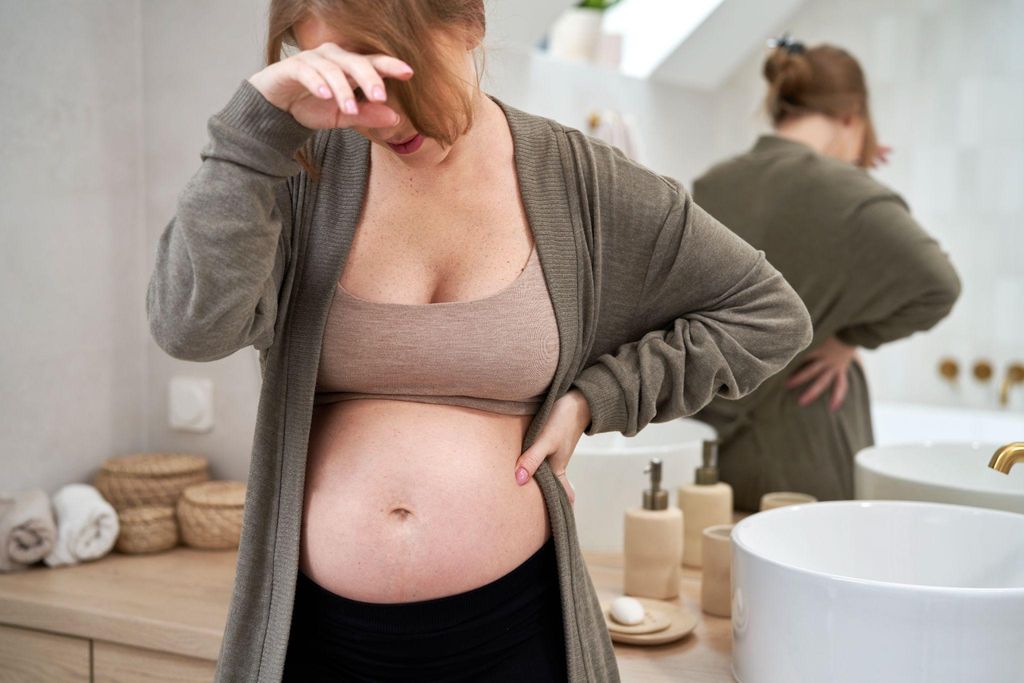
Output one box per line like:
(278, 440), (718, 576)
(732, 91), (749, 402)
(999, 363), (1024, 407)
(989, 442), (1024, 474)
(938, 358), (959, 381)
(973, 360), (993, 382)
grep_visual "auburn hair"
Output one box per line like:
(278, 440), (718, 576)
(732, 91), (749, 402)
(266, 0), (486, 172)
(763, 43), (878, 168)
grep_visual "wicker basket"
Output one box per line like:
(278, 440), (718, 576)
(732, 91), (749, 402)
(115, 505), (179, 554)
(177, 481), (246, 550)
(94, 453), (209, 511)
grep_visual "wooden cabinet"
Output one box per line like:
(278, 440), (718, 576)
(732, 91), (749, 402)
(93, 640), (216, 683)
(0, 548), (233, 683)
(0, 623), (90, 683)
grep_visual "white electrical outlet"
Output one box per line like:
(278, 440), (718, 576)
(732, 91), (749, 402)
(169, 376), (214, 433)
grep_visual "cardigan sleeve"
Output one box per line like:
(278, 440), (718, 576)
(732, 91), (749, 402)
(570, 177), (813, 437)
(834, 195), (961, 350)
(145, 79), (315, 361)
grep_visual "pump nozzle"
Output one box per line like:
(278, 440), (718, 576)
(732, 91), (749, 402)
(695, 440), (721, 485)
(643, 458), (669, 510)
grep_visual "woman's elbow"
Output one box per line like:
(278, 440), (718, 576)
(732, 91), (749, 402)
(767, 275), (814, 364)
(934, 260), (962, 314)
(146, 288), (241, 362)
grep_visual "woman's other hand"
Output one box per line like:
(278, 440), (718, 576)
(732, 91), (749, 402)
(785, 336), (861, 411)
(868, 144), (893, 169)
(514, 389), (592, 504)
(248, 42), (414, 130)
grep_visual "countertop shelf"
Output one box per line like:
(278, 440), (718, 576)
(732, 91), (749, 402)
(0, 546), (735, 681)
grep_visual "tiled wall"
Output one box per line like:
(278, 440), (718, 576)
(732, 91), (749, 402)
(705, 0), (1024, 411)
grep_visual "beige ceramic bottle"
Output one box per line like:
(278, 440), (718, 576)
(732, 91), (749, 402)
(679, 440), (733, 568)
(623, 458), (683, 599)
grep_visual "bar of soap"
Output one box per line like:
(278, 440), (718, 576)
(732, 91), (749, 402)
(610, 596), (645, 625)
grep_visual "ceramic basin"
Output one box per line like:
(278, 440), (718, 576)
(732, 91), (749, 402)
(871, 401), (1024, 445)
(570, 418), (715, 552)
(731, 501), (1024, 683)
(855, 442), (1024, 513)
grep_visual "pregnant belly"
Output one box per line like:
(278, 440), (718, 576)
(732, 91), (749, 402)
(299, 399), (551, 603)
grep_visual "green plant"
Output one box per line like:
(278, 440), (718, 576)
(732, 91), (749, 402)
(577, 0), (622, 9)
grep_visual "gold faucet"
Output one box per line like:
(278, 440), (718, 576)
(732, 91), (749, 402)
(999, 363), (1024, 407)
(989, 442), (1024, 474)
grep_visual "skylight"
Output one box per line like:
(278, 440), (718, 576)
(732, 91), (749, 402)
(601, 0), (726, 79)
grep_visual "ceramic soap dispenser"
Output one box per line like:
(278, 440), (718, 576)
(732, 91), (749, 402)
(679, 440), (733, 568)
(623, 458), (683, 599)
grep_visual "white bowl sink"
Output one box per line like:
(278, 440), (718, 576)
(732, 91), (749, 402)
(855, 442), (1024, 513)
(570, 418), (716, 552)
(732, 501), (1024, 683)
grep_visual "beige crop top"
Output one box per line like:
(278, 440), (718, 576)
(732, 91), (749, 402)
(314, 245), (560, 416)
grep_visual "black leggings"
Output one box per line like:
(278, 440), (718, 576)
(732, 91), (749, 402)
(282, 538), (567, 682)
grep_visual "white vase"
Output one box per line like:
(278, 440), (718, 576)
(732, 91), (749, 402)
(548, 8), (605, 63)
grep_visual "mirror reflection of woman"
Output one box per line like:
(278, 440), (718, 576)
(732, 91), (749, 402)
(694, 37), (961, 511)
(146, 3), (813, 680)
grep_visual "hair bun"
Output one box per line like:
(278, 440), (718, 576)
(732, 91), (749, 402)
(763, 47), (812, 100)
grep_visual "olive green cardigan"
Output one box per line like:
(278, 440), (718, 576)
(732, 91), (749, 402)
(694, 135), (961, 510)
(146, 81), (812, 682)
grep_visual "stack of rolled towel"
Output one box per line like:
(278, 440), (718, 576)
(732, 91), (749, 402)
(0, 484), (119, 572)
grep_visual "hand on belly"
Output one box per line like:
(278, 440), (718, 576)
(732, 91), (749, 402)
(299, 399), (551, 603)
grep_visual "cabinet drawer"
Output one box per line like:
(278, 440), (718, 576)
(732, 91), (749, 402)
(93, 640), (216, 683)
(0, 623), (90, 682)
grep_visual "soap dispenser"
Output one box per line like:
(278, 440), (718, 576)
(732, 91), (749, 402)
(679, 440), (733, 568)
(624, 458), (683, 599)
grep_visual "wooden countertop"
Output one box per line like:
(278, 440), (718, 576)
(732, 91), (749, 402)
(0, 547), (735, 681)
(0, 547), (236, 661)
(585, 552), (734, 682)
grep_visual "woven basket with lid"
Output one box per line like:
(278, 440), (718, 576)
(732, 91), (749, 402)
(115, 505), (179, 554)
(94, 452), (209, 511)
(177, 480), (246, 550)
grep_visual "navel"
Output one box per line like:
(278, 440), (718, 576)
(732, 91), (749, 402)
(389, 506), (414, 521)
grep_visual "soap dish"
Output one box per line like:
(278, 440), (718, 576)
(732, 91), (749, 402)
(601, 597), (698, 646)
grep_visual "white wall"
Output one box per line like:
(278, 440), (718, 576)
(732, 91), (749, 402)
(706, 0), (1024, 410)
(0, 1), (147, 493)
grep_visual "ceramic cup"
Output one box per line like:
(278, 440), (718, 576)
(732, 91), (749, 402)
(759, 491), (817, 511)
(700, 524), (734, 618)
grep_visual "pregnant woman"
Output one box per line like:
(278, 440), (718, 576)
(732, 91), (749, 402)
(694, 37), (961, 510)
(146, 2), (812, 681)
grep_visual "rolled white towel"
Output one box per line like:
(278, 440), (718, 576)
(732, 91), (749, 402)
(44, 484), (119, 568)
(0, 489), (57, 572)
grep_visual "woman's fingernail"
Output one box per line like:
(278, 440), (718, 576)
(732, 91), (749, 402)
(318, 85), (331, 98)
(344, 99), (358, 114)
(372, 85), (386, 101)
(515, 467), (529, 485)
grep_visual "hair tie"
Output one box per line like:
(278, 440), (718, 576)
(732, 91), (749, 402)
(767, 32), (806, 55)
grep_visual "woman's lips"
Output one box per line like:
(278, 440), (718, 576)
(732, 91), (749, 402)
(387, 133), (425, 155)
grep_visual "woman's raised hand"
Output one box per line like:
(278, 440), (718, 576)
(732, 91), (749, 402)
(247, 42), (414, 130)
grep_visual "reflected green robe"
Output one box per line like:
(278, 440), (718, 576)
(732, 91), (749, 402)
(694, 135), (961, 510)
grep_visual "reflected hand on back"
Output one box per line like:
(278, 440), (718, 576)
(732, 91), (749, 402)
(785, 336), (860, 411)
